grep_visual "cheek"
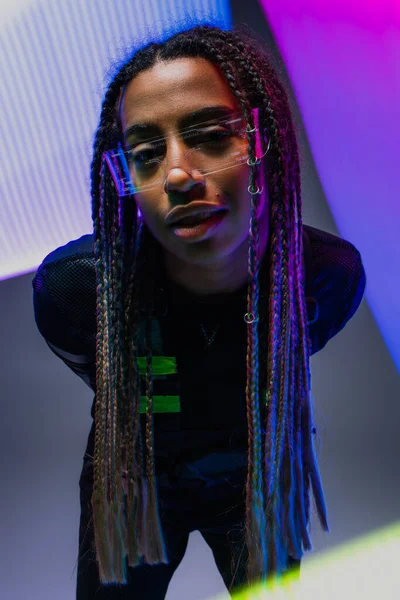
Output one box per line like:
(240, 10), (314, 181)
(237, 163), (250, 190)
(134, 194), (159, 223)
(226, 167), (251, 221)
(219, 165), (249, 202)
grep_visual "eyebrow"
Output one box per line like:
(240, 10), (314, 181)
(122, 105), (237, 143)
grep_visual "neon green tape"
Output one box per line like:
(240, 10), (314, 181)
(137, 356), (177, 375)
(140, 395), (181, 413)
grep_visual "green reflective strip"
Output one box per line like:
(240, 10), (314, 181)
(137, 356), (177, 375)
(140, 395), (181, 413)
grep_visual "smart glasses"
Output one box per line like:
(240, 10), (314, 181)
(103, 108), (269, 197)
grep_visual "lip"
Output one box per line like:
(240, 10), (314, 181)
(170, 210), (227, 242)
(165, 201), (228, 227)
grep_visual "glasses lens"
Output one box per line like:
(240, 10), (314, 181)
(128, 137), (166, 192)
(104, 109), (266, 196)
(180, 115), (249, 175)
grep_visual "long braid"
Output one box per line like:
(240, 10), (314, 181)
(95, 163), (128, 582)
(124, 218), (147, 565)
(293, 163), (329, 534)
(140, 226), (168, 562)
(291, 168), (313, 550)
(92, 121), (128, 584)
(108, 170), (128, 577)
(91, 158), (112, 581)
(88, 24), (328, 588)
(281, 164), (304, 560)
(270, 121), (293, 573)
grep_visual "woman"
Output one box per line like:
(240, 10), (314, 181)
(32, 24), (366, 599)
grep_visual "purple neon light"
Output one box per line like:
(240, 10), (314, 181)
(258, 0), (400, 370)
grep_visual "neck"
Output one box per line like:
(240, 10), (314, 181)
(163, 234), (268, 299)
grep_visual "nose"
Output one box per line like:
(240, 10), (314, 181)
(163, 139), (205, 194)
(164, 166), (205, 194)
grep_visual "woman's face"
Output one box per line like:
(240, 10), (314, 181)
(119, 57), (269, 269)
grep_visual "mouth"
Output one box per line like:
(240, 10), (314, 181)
(170, 210), (227, 242)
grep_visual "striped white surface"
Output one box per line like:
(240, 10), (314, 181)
(0, 0), (231, 280)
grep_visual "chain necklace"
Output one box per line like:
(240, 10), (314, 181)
(199, 322), (221, 347)
(199, 309), (259, 348)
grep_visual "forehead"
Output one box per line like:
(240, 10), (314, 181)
(119, 57), (240, 130)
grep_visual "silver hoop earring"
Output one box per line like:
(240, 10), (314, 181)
(244, 312), (259, 324)
(248, 184), (263, 195)
(247, 157), (261, 166)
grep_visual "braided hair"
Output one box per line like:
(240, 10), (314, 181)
(90, 24), (328, 589)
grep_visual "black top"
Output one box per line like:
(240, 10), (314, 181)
(32, 225), (366, 463)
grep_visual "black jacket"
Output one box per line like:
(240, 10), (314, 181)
(32, 225), (366, 462)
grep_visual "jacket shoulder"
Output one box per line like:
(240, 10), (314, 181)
(32, 233), (96, 358)
(303, 224), (366, 352)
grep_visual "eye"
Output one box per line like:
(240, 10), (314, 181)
(127, 145), (164, 171)
(189, 128), (233, 148)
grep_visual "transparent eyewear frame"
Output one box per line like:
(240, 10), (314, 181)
(103, 107), (269, 197)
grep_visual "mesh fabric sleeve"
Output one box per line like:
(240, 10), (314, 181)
(32, 234), (97, 390)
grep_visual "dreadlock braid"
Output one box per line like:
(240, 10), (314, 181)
(89, 23), (328, 589)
